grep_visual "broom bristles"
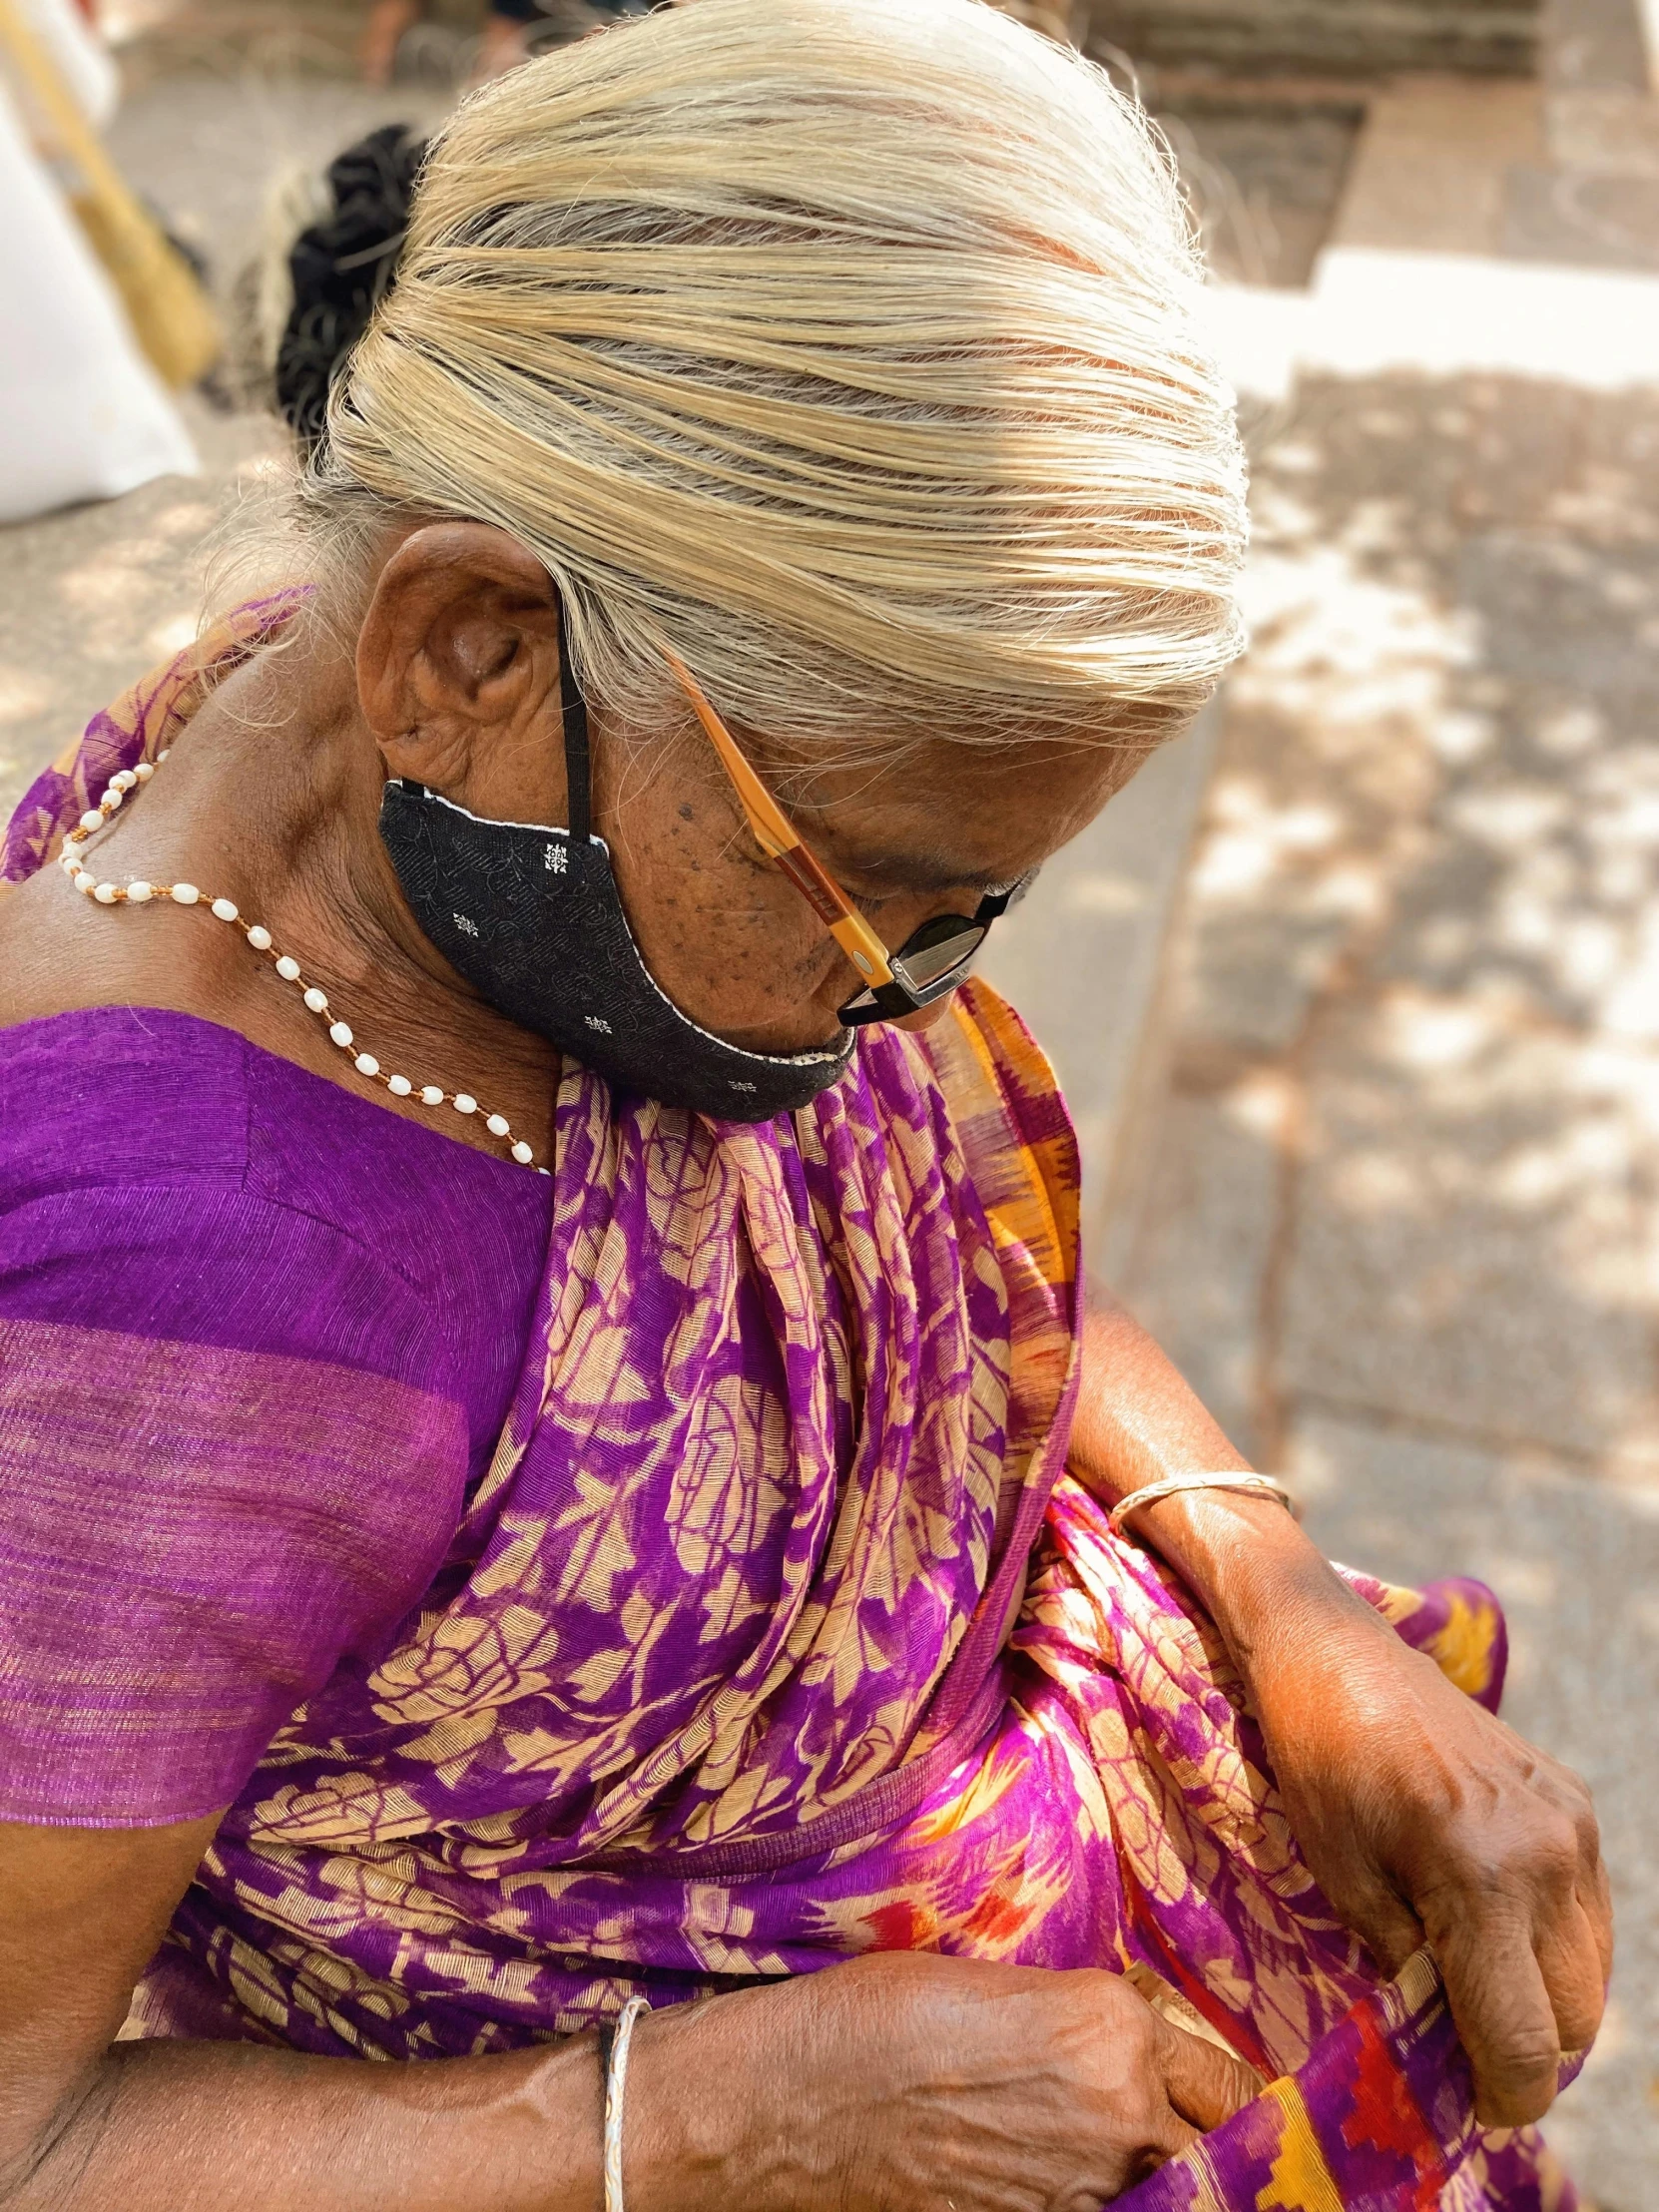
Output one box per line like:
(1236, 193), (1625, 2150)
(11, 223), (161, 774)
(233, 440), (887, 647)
(70, 192), (223, 390)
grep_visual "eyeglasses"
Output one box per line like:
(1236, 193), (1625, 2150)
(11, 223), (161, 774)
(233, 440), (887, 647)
(665, 652), (1027, 1026)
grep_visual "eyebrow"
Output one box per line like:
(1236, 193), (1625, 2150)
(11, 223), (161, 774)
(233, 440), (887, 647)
(830, 845), (1014, 897)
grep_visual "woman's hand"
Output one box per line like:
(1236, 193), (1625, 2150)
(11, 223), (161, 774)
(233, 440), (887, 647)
(633, 1951), (1262, 2212)
(1241, 1577), (1611, 2130)
(1067, 1300), (1614, 2137)
(0, 1825), (1251, 2212)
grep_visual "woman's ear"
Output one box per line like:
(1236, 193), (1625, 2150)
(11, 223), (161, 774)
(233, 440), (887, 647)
(355, 521), (569, 825)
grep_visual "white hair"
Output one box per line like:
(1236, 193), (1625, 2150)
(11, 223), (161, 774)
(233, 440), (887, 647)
(303, 0), (1247, 763)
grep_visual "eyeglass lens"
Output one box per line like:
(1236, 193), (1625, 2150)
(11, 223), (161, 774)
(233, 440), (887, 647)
(893, 915), (989, 992)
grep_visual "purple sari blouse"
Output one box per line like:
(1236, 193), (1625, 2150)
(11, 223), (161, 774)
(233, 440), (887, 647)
(0, 1006), (554, 1824)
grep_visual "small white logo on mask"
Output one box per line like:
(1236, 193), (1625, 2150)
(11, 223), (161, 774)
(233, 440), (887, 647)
(585, 1015), (613, 1034)
(453, 913), (480, 937)
(729, 1079), (757, 1092)
(545, 843), (567, 872)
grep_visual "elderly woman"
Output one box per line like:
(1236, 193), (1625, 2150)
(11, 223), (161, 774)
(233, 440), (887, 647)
(0, 3), (1608, 2207)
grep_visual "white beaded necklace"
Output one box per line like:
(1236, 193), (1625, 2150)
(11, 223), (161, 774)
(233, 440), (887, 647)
(58, 750), (542, 1171)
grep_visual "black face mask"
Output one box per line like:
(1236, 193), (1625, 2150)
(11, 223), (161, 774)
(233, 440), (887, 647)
(377, 647), (856, 1122)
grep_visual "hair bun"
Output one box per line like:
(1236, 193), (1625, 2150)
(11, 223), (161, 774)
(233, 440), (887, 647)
(276, 124), (427, 454)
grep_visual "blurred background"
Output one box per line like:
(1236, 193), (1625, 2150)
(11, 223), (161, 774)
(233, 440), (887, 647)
(2, 0), (1655, 2202)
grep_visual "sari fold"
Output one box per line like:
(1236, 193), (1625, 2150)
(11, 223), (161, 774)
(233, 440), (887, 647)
(1120, 1949), (1576, 2212)
(0, 608), (1578, 2209)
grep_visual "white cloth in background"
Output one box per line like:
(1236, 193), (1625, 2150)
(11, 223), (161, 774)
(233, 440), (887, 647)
(0, 0), (197, 525)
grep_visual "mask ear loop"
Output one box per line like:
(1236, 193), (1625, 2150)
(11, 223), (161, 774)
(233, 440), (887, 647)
(555, 595), (593, 854)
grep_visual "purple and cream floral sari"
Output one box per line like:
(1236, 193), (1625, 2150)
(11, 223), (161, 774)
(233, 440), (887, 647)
(0, 603), (1577, 2209)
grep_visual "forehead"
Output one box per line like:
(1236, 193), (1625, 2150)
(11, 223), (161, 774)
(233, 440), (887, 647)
(786, 738), (1138, 891)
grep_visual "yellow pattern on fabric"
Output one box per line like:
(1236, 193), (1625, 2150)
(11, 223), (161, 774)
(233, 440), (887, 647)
(1370, 1578), (1501, 1701)
(1422, 1587), (1497, 1701)
(1253, 2080), (1345, 2212)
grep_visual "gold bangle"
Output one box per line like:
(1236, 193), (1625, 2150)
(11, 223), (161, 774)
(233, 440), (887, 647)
(1106, 1470), (1295, 1537)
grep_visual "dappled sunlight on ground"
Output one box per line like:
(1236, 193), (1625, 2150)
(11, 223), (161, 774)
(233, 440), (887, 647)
(0, 408), (290, 809)
(1112, 366), (1659, 2202)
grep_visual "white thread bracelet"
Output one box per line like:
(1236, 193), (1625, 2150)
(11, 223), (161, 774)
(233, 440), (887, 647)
(1106, 1470), (1295, 1536)
(603, 1995), (651, 2212)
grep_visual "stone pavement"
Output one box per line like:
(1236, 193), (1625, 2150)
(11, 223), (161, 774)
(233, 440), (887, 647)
(1097, 23), (1659, 2208)
(2, 8), (1658, 2207)
(1106, 371), (1659, 2203)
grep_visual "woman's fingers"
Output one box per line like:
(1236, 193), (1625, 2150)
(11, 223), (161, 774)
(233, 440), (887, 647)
(1582, 1856), (1615, 1987)
(1532, 1896), (1610, 2056)
(1571, 1808), (1615, 1992)
(1459, 1769), (1619, 2079)
(1550, 1774), (1613, 2017)
(1318, 1863), (1426, 1980)
(1156, 2019), (1264, 2135)
(1435, 1904), (1563, 2128)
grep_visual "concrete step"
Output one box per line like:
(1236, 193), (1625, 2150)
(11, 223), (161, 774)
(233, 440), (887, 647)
(1086, 0), (1544, 79)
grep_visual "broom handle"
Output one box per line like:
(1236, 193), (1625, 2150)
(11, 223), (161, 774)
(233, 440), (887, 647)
(0, 0), (144, 217)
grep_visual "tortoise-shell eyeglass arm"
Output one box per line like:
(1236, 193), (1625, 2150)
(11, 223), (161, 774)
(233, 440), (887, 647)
(663, 649), (1029, 1022)
(664, 649), (897, 991)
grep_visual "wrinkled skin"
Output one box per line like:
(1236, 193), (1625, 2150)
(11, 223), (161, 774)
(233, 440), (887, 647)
(629, 1954), (1264, 2211)
(0, 525), (1610, 2206)
(1249, 1581), (1610, 2117)
(1071, 1301), (1610, 2131)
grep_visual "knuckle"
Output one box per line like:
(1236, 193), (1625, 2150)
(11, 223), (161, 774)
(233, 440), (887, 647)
(1109, 2012), (1166, 2091)
(1449, 1818), (1580, 1904)
(1125, 2063), (1169, 2136)
(1501, 2022), (1564, 2074)
(1121, 2021), (1165, 2096)
(1086, 1970), (1157, 2036)
(1536, 1746), (1590, 1798)
(1426, 1844), (1508, 1910)
(1524, 1824), (1583, 1894)
(1534, 1758), (1602, 1841)
(1570, 1801), (1605, 1870)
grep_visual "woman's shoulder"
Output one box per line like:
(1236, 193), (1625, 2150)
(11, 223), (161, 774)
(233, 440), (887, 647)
(0, 1004), (422, 1353)
(0, 1003), (253, 1203)
(0, 1004), (549, 1829)
(0, 1000), (554, 1498)
(0, 1004), (480, 1527)
(0, 1002), (553, 1298)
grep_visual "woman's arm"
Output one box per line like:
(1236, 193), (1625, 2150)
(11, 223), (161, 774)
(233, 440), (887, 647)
(0, 1818), (1257, 2212)
(0, 1818), (614, 2212)
(1068, 1294), (1613, 2133)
